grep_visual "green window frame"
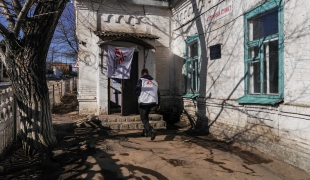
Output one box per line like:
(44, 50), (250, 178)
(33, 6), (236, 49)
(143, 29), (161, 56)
(183, 34), (200, 98)
(237, 0), (284, 105)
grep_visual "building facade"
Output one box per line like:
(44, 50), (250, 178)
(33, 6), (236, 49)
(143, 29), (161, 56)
(74, 0), (310, 173)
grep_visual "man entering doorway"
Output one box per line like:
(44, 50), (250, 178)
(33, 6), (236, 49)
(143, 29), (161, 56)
(135, 69), (160, 141)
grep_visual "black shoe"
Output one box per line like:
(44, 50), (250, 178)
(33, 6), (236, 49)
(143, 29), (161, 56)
(141, 129), (148, 137)
(150, 129), (156, 141)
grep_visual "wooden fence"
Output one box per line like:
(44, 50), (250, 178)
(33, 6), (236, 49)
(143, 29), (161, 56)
(0, 78), (76, 156)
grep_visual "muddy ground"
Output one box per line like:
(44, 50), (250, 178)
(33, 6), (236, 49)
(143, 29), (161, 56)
(0, 94), (310, 180)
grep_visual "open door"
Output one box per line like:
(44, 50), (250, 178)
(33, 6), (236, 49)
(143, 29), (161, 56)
(108, 78), (122, 114)
(121, 52), (139, 116)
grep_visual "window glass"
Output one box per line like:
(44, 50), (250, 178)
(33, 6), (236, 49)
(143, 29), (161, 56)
(184, 38), (199, 95)
(248, 61), (260, 94)
(186, 61), (192, 93)
(190, 42), (198, 58)
(193, 59), (198, 92)
(263, 40), (279, 94)
(248, 9), (278, 41)
(248, 46), (259, 59)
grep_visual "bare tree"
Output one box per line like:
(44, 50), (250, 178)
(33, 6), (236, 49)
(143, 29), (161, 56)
(48, 3), (78, 65)
(0, 0), (68, 156)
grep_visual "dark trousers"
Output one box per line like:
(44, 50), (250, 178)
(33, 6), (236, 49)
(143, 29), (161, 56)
(139, 104), (155, 132)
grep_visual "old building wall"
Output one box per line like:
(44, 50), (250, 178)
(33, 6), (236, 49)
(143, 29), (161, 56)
(172, 0), (310, 173)
(75, 0), (174, 114)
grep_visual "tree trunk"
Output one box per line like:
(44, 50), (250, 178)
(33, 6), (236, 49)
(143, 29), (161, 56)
(7, 45), (57, 156)
(2, 1), (67, 156)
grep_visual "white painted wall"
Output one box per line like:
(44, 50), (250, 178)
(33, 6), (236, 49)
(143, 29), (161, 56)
(74, 0), (172, 114)
(172, 0), (310, 173)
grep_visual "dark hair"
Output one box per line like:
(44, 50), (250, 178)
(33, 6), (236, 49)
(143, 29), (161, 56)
(141, 69), (149, 75)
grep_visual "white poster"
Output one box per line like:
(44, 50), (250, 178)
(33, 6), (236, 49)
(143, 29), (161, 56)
(107, 45), (135, 79)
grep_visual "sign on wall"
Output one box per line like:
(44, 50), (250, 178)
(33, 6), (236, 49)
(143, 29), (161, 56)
(206, 0), (233, 23)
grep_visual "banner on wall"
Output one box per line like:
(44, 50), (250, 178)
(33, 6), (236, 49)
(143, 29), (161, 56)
(107, 45), (135, 79)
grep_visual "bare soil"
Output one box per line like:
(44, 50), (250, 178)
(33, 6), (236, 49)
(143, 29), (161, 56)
(0, 93), (309, 180)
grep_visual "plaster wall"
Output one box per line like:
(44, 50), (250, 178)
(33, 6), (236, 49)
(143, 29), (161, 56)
(75, 0), (173, 114)
(172, 0), (310, 173)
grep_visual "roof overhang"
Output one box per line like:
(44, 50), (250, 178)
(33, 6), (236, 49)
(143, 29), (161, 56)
(95, 31), (159, 49)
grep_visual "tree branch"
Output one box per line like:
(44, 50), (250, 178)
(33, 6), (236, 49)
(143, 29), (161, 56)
(13, 0), (35, 36)
(58, 20), (78, 54)
(0, 0), (15, 29)
(12, 0), (22, 15)
(0, 23), (10, 38)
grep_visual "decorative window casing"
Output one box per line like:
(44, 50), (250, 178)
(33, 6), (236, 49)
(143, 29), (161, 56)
(183, 34), (200, 98)
(237, 0), (284, 105)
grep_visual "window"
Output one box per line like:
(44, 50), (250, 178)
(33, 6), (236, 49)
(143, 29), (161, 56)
(210, 44), (221, 60)
(183, 35), (200, 98)
(237, 0), (283, 105)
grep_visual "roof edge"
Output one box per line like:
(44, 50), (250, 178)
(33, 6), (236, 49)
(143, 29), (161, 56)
(94, 31), (160, 39)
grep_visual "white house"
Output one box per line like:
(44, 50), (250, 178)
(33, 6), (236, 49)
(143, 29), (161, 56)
(73, 0), (310, 173)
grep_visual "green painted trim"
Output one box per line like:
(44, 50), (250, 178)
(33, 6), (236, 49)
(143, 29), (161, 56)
(185, 34), (199, 44)
(244, 14), (248, 95)
(278, 0), (284, 98)
(184, 34), (200, 94)
(245, 0), (282, 19)
(236, 95), (283, 105)
(182, 94), (199, 99)
(242, 0), (284, 100)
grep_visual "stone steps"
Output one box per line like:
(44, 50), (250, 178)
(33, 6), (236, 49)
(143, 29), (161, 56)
(98, 114), (166, 130)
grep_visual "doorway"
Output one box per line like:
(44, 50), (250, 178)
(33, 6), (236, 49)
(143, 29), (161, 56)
(108, 52), (139, 115)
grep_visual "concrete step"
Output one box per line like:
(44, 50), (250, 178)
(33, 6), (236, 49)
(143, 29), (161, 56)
(99, 114), (163, 123)
(101, 120), (166, 130)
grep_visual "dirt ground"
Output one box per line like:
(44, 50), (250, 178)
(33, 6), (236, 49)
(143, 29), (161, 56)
(1, 94), (310, 180)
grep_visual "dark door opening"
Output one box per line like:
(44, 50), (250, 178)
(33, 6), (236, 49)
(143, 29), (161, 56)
(108, 52), (138, 115)
(122, 52), (139, 116)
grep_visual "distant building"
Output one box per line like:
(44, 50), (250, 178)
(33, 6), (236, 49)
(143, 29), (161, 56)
(53, 66), (63, 78)
(52, 62), (72, 72)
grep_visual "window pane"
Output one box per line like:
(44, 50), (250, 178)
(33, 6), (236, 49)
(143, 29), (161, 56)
(248, 61), (260, 94)
(193, 59), (198, 92)
(190, 42), (198, 57)
(186, 62), (191, 93)
(248, 9), (278, 41)
(248, 46), (259, 59)
(263, 40), (279, 94)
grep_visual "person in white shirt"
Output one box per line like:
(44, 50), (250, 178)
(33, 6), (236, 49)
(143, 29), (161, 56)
(135, 69), (160, 141)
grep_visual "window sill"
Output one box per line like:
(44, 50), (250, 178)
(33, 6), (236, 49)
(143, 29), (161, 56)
(236, 95), (283, 105)
(182, 94), (199, 99)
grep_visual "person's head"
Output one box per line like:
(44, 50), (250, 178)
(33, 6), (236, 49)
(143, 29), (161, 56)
(141, 69), (149, 76)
